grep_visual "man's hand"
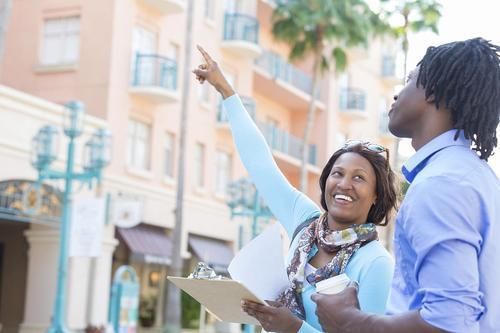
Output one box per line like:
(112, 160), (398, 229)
(242, 300), (302, 333)
(311, 281), (363, 333)
(312, 282), (445, 333)
(193, 45), (235, 99)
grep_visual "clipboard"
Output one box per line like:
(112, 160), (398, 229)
(167, 276), (267, 325)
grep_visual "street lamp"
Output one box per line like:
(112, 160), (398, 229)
(227, 178), (273, 243)
(226, 178), (273, 333)
(31, 101), (112, 333)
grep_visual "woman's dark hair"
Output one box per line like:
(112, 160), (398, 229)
(417, 37), (500, 160)
(319, 144), (398, 226)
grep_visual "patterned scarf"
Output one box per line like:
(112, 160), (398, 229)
(276, 213), (378, 320)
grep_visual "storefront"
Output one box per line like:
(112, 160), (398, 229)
(113, 224), (235, 333)
(0, 179), (62, 333)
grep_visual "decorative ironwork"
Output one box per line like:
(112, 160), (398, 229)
(0, 179), (62, 225)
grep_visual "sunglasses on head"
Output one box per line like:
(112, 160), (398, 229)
(342, 140), (390, 164)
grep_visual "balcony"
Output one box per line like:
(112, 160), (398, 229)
(217, 96), (256, 125)
(221, 13), (262, 59)
(257, 121), (318, 166)
(339, 88), (366, 115)
(254, 50), (324, 112)
(129, 54), (180, 103)
(138, 0), (185, 15)
(381, 56), (401, 86)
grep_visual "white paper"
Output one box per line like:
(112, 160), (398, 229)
(69, 197), (106, 257)
(228, 223), (290, 301)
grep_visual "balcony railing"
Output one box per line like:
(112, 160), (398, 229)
(223, 13), (259, 44)
(221, 13), (261, 59)
(339, 88), (366, 112)
(217, 96), (256, 123)
(132, 54), (177, 90)
(257, 121), (317, 166)
(255, 50), (318, 98)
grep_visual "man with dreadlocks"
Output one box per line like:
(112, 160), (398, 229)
(312, 37), (500, 332)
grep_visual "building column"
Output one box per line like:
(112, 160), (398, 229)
(19, 227), (60, 333)
(20, 225), (118, 333)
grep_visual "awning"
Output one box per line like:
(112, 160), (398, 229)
(118, 224), (172, 266)
(188, 235), (234, 272)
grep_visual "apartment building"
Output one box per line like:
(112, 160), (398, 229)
(0, 0), (400, 332)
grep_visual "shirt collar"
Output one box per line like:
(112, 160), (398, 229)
(402, 130), (471, 183)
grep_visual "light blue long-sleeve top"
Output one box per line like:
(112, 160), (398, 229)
(387, 130), (500, 333)
(223, 95), (394, 333)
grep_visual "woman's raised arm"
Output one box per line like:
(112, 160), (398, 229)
(193, 46), (319, 234)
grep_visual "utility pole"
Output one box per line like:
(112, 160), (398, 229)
(164, 0), (194, 332)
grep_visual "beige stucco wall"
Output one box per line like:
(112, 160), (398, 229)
(0, 0), (405, 330)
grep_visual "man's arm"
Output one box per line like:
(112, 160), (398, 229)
(312, 176), (485, 333)
(312, 286), (444, 333)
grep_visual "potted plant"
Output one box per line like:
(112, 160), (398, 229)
(139, 295), (157, 327)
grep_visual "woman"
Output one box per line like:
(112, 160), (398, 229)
(193, 46), (398, 333)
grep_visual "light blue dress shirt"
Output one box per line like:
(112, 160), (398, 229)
(387, 130), (500, 332)
(223, 95), (394, 333)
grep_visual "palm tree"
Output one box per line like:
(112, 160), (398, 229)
(381, 0), (441, 171)
(164, 0), (194, 332)
(271, 0), (384, 192)
(379, 0), (441, 253)
(382, 0), (441, 80)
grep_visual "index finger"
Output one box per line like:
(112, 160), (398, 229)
(197, 45), (214, 64)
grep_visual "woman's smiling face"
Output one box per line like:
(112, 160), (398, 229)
(324, 152), (377, 228)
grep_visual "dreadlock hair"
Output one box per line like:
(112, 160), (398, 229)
(416, 37), (500, 160)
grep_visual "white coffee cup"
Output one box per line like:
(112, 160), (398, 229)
(315, 273), (351, 295)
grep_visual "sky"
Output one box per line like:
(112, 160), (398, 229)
(397, 0), (500, 174)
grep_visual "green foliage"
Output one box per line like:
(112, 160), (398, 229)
(139, 294), (157, 327)
(380, 0), (442, 49)
(181, 290), (200, 328)
(271, 0), (385, 72)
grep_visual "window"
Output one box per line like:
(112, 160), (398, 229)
(164, 132), (175, 178)
(40, 16), (80, 66)
(225, 0), (254, 14)
(127, 119), (151, 170)
(215, 150), (232, 195)
(163, 42), (179, 89)
(166, 42), (179, 63)
(205, 0), (215, 20)
(131, 26), (157, 84)
(194, 143), (206, 188)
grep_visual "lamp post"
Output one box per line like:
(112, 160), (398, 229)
(227, 178), (273, 245)
(226, 178), (273, 333)
(30, 101), (112, 333)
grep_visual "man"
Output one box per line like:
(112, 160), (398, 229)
(312, 38), (500, 332)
